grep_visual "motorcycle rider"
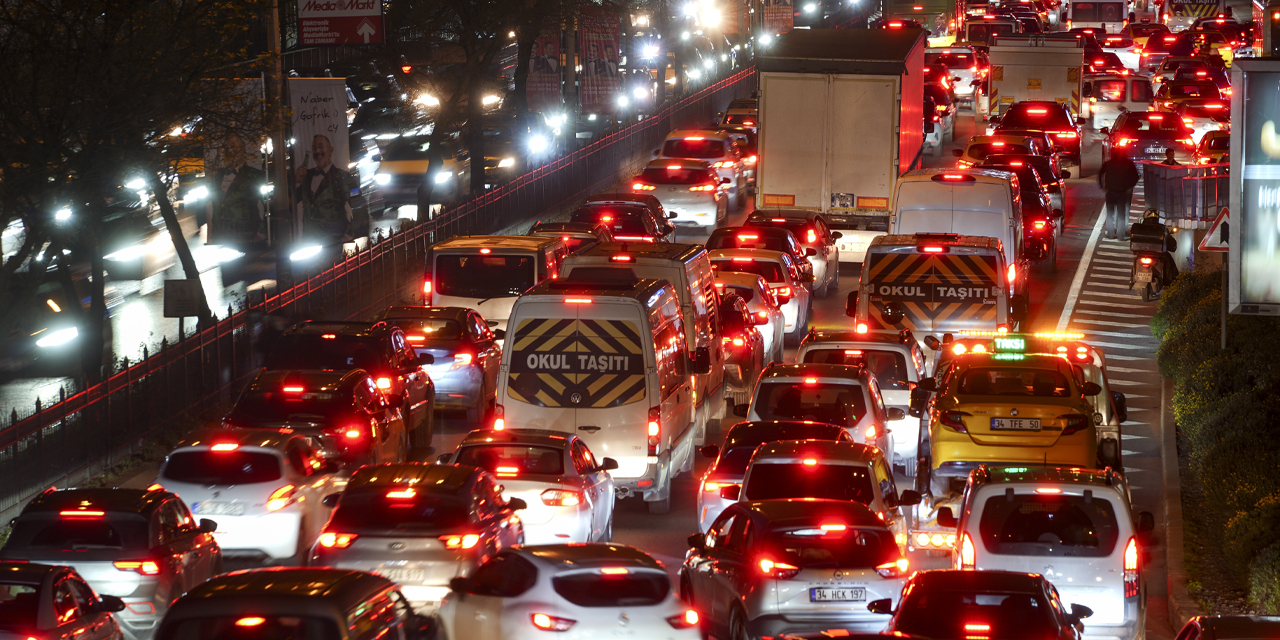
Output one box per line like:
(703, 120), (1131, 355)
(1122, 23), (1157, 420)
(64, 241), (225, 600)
(1131, 209), (1179, 287)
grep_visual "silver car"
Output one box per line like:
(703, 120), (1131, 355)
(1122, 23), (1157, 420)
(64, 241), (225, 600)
(630, 158), (728, 230)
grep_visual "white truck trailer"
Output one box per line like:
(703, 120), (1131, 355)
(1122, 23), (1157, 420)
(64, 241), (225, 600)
(986, 34), (1085, 121)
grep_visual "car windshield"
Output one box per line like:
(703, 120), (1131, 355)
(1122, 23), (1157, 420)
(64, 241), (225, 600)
(723, 114), (756, 126)
(711, 259), (785, 283)
(330, 492), (470, 532)
(552, 572), (669, 607)
(388, 318), (463, 341)
(1166, 83), (1219, 99)
(1072, 1), (1124, 21)
(226, 387), (352, 423)
(956, 367), (1072, 396)
(999, 106), (1074, 129)
(707, 231), (791, 253)
(1101, 34), (1134, 46)
(157, 617), (343, 640)
(0, 584), (38, 628)
(662, 138), (725, 159)
(265, 335), (383, 372)
(1116, 116), (1186, 135)
(570, 207), (650, 236)
(745, 462), (876, 503)
(802, 349), (910, 390)
(967, 143), (1032, 161)
(454, 445), (565, 476)
(979, 493), (1120, 557)
(895, 590), (1058, 640)
(639, 166), (709, 185)
(163, 450), (283, 485)
(381, 138), (447, 161)
(715, 446), (759, 476)
(761, 525), (900, 569)
(1128, 24), (1168, 37)
(1091, 79), (1127, 101)
(7, 513), (150, 550)
(435, 254), (535, 299)
(753, 381), (868, 423)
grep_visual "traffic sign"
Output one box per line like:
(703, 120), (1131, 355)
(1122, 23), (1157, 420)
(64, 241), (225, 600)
(1198, 207), (1229, 252)
(163, 279), (205, 318)
(298, 0), (383, 46)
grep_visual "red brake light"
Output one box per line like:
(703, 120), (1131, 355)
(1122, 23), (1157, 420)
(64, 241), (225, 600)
(1124, 537), (1140, 597)
(648, 407), (661, 456)
(60, 510), (105, 517)
(211, 443), (240, 451)
(920, 246), (945, 253)
(758, 558), (801, 579)
(386, 489), (417, 499)
(1036, 487), (1062, 494)
(496, 466), (519, 477)
(236, 617), (267, 628)
(1026, 108), (1048, 114)
(856, 323), (868, 333)
(667, 610), (700, 630)
(632, 182), (656, 191)
(282, 386), (304, 393)
(565, 298), (593, 304)
(422, 280), (432, 295)
(960, 533), (977, 569)
(1139, 256), (1154, 265)
(375, 377), (392, 390)
(441, 534), (481, 549)
(479, 248), (491, 254)
(1034, 220), (1046, 229)
(266, 485), (296, 511)
(541, 489), (583, 507)
(689, 183), (717, 192)
(113, 561), (161, 576)
(532, 613), (576, 631)
(452, 353), (473, 368)
(318, 532), (357, 548)
(965, 623), (992, 632)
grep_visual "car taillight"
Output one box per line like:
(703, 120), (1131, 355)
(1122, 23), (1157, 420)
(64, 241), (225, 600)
(1007, 263), (1016, 282)
(806, 228), (817, 243)
(113, 561), (161, 576)
(1182, 138), (1195, 146)
(1124, 537), (1140, 597)
(866, 424), (879, 440)
(1054, 131), (1078, 138)
(493, 404), (505, 430)
(745, 155), (758, 165)
(452, 352), (473, 369)
(318, 532), (357, 548)
(326, 421), (371, 442)
(704, 481), (738, 492)
(1060, 413), (1089, 435)
(690, 183), (717, 192)
(632, 182), (656, 191)
(1033, 220), (1046, 230)
(758, 558), (801, 579)
(440, 534), (481, 550)
(960, 533), (976, 569)
(531, 613), (576, 631)
(267, 485), (296, 511)
(721, 335), (746, 347)
(773, 286), (791, 298)
(1117, 138), (1136, 147)
(941, 411), (971, 433)
(876, 558), (911, 578)
(647, 407), (661, 457)
(667, 610), (700, 630)
(423, 280), (432, 295)
(856, 323), (868, 333)
(541, 489), (583, 507)
(375, 377), (392, 390)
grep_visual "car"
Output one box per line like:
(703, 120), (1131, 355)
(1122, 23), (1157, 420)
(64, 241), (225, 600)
(630, 158), (729, 230)
(263, 320), (435, 450)
(0, 561), (126, 640)
(925, 46), (988, 104)
(655, 129), (748, 211)
(717, 125), (758, 189)
(374, 305), (502, 424)
(1082, 73), (1155, 131)
(736, 363), (903, 453)
(873, 569), (1092, 640)
(718, 107), (758, 133)
(1189, 30), (1238, 66)
(375, 136), (470, 207)
(526, 220), (613, 253)
(569, 195), (676, 243)
(1174, 616), (1280, 640)
(925, 83), (958, 157)
(1099, 111), (1196, 166)
(1098, 33), (1139, 69)
(919, 350), (1105, 499)
(1122, 20), (1168, 48)
(705, 226), (815, 284)
(982, 128), (1059, 162)
(150, 428), (339, 564)
(796, 329), (929, 475)
(709, 248), (813, 346)
(438, 544), (700, 640)
(718, 293), (766, 406)
(310, 463), (526, 611)
(1086, 51), (1128, 75)
(155, 567), (431, 640)
(695, 421), (853, 533)
(944, 466), (1153, 640)
(425, 235), (572, 332)
(990, 101), (1083, 162)
(682, 500), (910, 639)
(742, 209), (843, 298)
(975, 158), (1061, 268)
(223, 369), (410, 469)
(714, 270), (785, 362)
(437, 428), (617, 544)
(0, 488), (220, 640)
(954, 135), (1035, 168)
(1172, 65), (1231, 95)
(1194, 129), (1230, 164)
(1155, 79), (1223, 112)
(1137, 34), (1184, 71)
(982, 152), (1069, 213)
(1174, 99), (1230, 144)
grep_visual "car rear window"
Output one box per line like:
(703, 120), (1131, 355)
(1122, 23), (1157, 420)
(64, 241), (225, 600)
(715, 446), (759, 476)
(330, 492), (470, 532)
(1116, 116), (1186, 134)
(1072, 1), (1124, 21)
(926, 51), (975, 67)
(388, 318), (463, 341)
(639, 166), (709, 185)
(1205, 135), (1229, 151)
(1128, 24), (1168, 37)
(745, 462), (876, 504)
(967, 142), (1032, 161)
(1166, 83), (1219, 99)
(956, 367), (1071, 397)
(895, 590), (1058, 640)
(966, 23), (1017, 44)
(662, 138), (725, 159)
(1179, 105), (1230, 121)
(552, 571), (670, 607)
(435, 254), (535, 299)
(158, 616), (342, 640)
(999, 106), (1074, 130)
(979, 493), (1120, 557)
(569, 207), (649, 236)
(762, 525), (899, 569)
(1091, 79), (1127, 102)
(0, 584), (38, 627)
(707, 231), (790, 253)
(164, 450), (282, 485)
(1101, 34), (1134, 47)
(265, 335), (384, 372)
(226, 388), (352, 424)
(7, 513), (150, 550)
(455, 445), (565, 476)
(802, 349), (910, 390)
(753, 381), (868, 423)
(711, 259), (785, 283)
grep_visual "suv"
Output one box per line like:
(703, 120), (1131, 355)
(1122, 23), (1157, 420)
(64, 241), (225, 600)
(570, 193), (676, 243)
(743, 209), (843, 297)
(264, 320), (435, 450)
(736, 363), (903, 452)
(942, 466), (1153, 640)
(991, 101), (1083, 162)
(1100, 111), (1195, 165)
(655, 129), (747, 211)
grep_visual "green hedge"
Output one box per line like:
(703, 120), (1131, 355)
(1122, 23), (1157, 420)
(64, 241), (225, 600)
(1250, 542), (1280, 614)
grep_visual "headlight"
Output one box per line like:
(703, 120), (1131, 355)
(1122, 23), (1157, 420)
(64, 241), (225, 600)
(434, 171), (453, 184)
(643, 44), (660, 58)
(497, 158), (515, 168)
(689, 69), (702, 80)
(55, 208), (72, 222)
(104, 245), (150, 262)
(633, 86), (648, 99)
(481, 95), (501, 106)
(260, 184), (274, 195)
(125, 178), (146, 190)
(290, 245), (323, 261)
(186, 186), (209, 201)
(374, 173), (391, 185)
(804, 3), (817, 12)
(529, 135), (548, 153)
(758, 33), (773, 46)
(618, 96), (631, 107)
(36, 327), (78, 348)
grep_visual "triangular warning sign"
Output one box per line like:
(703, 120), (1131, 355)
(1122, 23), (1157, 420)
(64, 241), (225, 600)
(1198, 207), (1229, 252)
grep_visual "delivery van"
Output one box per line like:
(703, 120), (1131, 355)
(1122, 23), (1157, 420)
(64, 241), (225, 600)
(495, 272), (706, 515)
(424, 235), (571, 331)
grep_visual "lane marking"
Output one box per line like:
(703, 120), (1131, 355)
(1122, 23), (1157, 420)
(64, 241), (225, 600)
(1088, 274), (1133, 281)
(1077, 309), (1155, 318)
(1122, 433), (1148, 440)
(1092, 266), (1132, 273)
(1057, 206), (1107, 331)
(1087, 282), (1139, 290)
(1104, 354), (1156, 361)
(1080, 291), (1144, 300)
(1075, 319), (1153, 328)
(1108, 379), (1146, 386)
(1084, 339), (1155, 350)
(1094, 258), (1133, 266)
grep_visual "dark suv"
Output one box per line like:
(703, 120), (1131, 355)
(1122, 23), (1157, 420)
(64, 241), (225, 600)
(264, 320), (436, 450)
(993, 100), (1083, 162)
(571, 193), (676, 242)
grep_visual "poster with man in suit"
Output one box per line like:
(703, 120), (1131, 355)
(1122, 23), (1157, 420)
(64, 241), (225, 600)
(579, 8), (621, 112)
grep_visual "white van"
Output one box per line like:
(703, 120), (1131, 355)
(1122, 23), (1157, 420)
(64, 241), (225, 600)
(560, 242), (725, 428)
(424, 235), (571, 331)
(890, 169), (1026, 297)
(1082, 73), (1154, 131)
(495, 273), (704, 515)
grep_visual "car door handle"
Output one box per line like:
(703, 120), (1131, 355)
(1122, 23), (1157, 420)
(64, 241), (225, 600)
(578, 426), (600, 433)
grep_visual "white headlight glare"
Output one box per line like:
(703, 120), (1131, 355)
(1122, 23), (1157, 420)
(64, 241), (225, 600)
(374, 173), (391, 185)
(36, 327), (79, 348)
(498, 158), (515, 168)
(125, 179), (146, 190)
(528, 136), (549, 153)
(290, 245), (323, 261)
(434, 171), (453, 184)
(104, 245), (150, 262)
(633, 86), (648, 99)
(55, 208), (72, 222)
(186, 186), (209, 201)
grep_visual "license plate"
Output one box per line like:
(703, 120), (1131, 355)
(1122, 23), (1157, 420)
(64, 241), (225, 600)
(1134, 271), (1153, 283)
(1146, 147), (1166, 154)
(810, 587), (866, 602)
(990, 418), (1041, 431)
(378, 568), (426, 584)
(194, 502), (245, 516)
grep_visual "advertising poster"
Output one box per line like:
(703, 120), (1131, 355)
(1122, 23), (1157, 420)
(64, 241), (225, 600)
(288, 78), (357, 244)
(527, 32), (563, 113)
(1231, 63), (1280, 314)
(298, 0), (383, 46)
(205, 79), (266, 247)
(763, 0), (794, 36)
(579, 7), (621, 112)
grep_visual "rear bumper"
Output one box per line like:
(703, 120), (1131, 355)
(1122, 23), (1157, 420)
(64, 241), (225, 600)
(522, 509), (593, 544)
(661, 200), (720, 228)
(316, 558), (473, 612)
(422, 366), (483, 408)
(212, 511), (302, 560)
(748, 613), (891, 638)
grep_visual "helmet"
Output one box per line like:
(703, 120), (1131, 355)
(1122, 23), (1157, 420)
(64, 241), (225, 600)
(1142, 208), (1161, 221)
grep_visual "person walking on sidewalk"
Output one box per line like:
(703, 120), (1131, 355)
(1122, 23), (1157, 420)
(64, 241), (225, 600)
(1099, 147), (1141, 240)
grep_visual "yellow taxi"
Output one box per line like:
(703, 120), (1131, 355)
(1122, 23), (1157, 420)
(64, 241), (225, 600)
(1194, 130), (1230, 165)
(919, 332), (1103, 499)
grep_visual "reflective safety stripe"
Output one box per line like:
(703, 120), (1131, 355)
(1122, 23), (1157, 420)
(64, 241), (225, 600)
(508, 318), (647, 408)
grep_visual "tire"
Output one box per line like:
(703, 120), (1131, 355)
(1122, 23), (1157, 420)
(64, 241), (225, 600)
(728, 606), (750, 640)
(647, 494), (671, 515)
(412, 400), (434, 452)
(1141, 283), (1152, 302)
(465, 383), (487, 425)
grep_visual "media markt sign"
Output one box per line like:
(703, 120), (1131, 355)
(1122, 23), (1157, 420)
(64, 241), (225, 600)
(298, 0), (383, 46)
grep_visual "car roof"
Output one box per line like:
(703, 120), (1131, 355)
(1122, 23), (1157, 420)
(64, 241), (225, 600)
(752, 439), (881, 463)
(713, 271), (768, 289)
(748, 208), (822, 222)
(459, 428), (572, 448)
(709, 226), (798, 240)
(972, 465), (1125, 490)
(760, 363), (868, 382)
(952, 353), (1068, 371)
(723, 421), (849, 448)
(969, 135), (1034, 146)
(173, 427), (296, 453)
(803, 329), (917, 348)
(24, 488), (167, 516)
(529, 221), (606, 234)
(743, 498), (885, 526)
(523, 543), (664, 571)
(899, 167), (1016, 185)
(664, 129), (731, 141)
(573, 241), (704, 263)
(582, 193), (662, 209)
(432, 235), (562, 251)
(524, 274), (672, 304)
(910, 569), (1048, 593)
(285, 320), (389, 338)
(644, 157), (712, 171)
(346, 463), (480, 494)
(380, 305), (470, 321)
(869, 233), (1004, 253)
(177, 567), (393, 604)
(1199, 616), (1280, 635)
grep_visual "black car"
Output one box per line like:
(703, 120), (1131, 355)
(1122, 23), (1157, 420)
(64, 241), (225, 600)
(992, 101), (1083, 161)
(976, 158), (1060, 270)
(1099, 111), (1196, 165)
(264, 320), (435, 450)
(1174, 616), (1280, 640)
(705, 226), (813, 281)
(718, 293), (765, 406)
(570, 193), (676, 243)
(0, 561), (126, 640)
(526, 220), (613, 253)
(743, 209), (843, 298)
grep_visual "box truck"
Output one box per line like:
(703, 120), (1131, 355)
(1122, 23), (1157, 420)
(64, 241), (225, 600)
(986, 34), (1085, 121)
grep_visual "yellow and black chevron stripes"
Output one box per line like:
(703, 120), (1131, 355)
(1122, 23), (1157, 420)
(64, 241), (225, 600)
(865, 252), (1002, 332)
(508, 318), (647, 408)
(867, 253), (933, 283)
(1171, 1), (1219, 17)
(932, 254), (998, 286)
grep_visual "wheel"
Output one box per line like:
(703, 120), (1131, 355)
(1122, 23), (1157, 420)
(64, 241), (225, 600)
(728, 606), (750, 640)
(465, 382), (487, 425)
(1141, 283), (1152, 302)
(647, 494), (671, 515)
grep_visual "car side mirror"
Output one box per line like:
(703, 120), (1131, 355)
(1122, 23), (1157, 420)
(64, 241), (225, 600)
(733, 403), (749, 417)
(951, 148), (964, 157)
(417, 353), (435, 366)
(753, 313), (769, 326)
(867, 598), (894, 615)
(1082, 381), (1103, 396)
(1112, 391), (1128, 423)
(719, 484), (741, 500)
(486, 320), (498, 327)
(1100, 126), (1110, 135)
(493, 329), (506, 340)
(693, 347), (712, 374)
(700, 444), (720, 458)
(652, 148), (661, 157)
(198, 519), (217, 534)
(1061, 170), (1072, 179)
(887, 407), (906, 421)
(1076, 117), (1087, 125)
(845, 290), (859, 317)
(506, 497), (527, 511)
(923, 335), (941, 350)
(899, 489), (922, 506)
(687, 533), (706, 550)
(436, 453), (452, 464)
(322, 493), (342, 508)
(600, 457), (619, 471)
(1136, 510), (1155, 533)
(1053, 208), (1064, 218)
(918, 378), (938, 392)
(449, 576), (473, 595)
(909, 388), (928, 417)
(937, 506), (958, 528)
(98, 595), (127, 613)
(832, 231), (843, 239)
(805, 247), (817, 257)
(1070, 604), (1094, 620)
(668, 211), (678, 219)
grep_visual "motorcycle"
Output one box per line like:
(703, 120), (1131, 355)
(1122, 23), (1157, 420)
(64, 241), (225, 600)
(1129, 213), (1177, 302)
(1024, 208), (1062, 274)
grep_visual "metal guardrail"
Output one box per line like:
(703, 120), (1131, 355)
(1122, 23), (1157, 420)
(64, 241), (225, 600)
(1141, 161), (1229, 224)
(0, 66), (758, 520)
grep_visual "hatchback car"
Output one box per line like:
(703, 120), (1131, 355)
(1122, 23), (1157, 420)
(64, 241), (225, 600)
(310, 463), (526, 611)
(656, 129), (747, 211)
(375, 305), (502, 424)
(526, 220), (613, 253)
(1155, 80), (1223, 113)
(710, 249), (813, 345)
(737, 363), (903, 452)
(0, 562), (126, 640)
(1174, 99), (1230, 144)
(438, 544), (700, 640)
(264, 320), (435, 450)
(223, 369), (409, 469)
(437, 428), (617, 544)
(743, 209), (843, 297)
(1100, 111), (1196, 165)
(683, 500), (909, 639)
(718, 293), (766, 406)
(713, 271), (785, 363)
(1151, 56), (1212, 88)
(569, 198), (676, 243)
(630, 159), (728, 230)
(705, 226), (814, 283)
(151, 428), (340, 563)
(0, 488), (220, 640)
(1098, 33), (1139, 69)
(1174, 615), (1280, 640)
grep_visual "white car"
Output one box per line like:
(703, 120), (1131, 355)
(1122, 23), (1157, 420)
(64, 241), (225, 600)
(436, 544), (701, 640)
(438, 428), (617, 544)
(151, 427), (340, 562)
(709, 248), (813, 347)
(714, 271), (785, 362)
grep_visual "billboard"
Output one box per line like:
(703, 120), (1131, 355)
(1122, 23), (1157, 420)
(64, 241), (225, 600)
(288, 78), (359, 244)
(1230, 60), (1280, 315)
(204, 79), (266, 248)
(527, 32), (563, 113)
(763, 0), (794, 36)
(579, 7), (621, 113)
(298, 0), (383, 46)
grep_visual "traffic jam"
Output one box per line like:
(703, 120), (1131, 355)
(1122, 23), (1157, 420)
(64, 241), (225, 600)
(0, 2), (1248, 640)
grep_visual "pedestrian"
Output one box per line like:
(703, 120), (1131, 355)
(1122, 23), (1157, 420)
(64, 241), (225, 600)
(1099, 147), (1141, 240)
(1163, 148), (1181, 166)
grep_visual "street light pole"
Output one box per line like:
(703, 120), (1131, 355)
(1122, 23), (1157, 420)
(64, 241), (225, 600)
(267, 0), (293, 290)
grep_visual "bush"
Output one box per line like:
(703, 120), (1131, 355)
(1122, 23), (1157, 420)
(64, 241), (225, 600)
(1227, 494), (1280, 579)
(1250, 542), (1280, 614)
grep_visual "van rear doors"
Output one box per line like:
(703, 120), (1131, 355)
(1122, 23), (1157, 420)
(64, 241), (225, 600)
(862, 249), (1004, 334)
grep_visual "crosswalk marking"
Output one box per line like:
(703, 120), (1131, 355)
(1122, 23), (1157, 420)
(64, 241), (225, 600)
(1075, 300), (1153, 310)
(1122, 433), (1147, 440)
(1088, 274), (1133, 281)
(1080, 291), (1144, 300)
(1092, 266), (1131, 273)
(1077, 328), (1154, 339)
(1087, 282), (1139, 290)
(1104, 354), (1155, 361)
(1094, 258), (1133, 266)
(1076, 309), (1155, 319)
(1076, 319), (1152, 328)
(1108, 366), (1156, 373)
(1108, 379), (1145, 386)
(1098, 251), (1134, 258)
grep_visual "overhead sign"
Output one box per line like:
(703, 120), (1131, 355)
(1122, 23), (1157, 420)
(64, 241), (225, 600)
(298, 0), (383, 46)
(1198, 207), (1229, 252)
(163, 280), (205, 318)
